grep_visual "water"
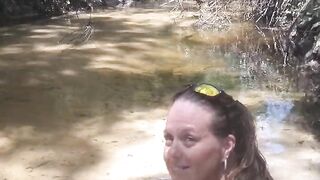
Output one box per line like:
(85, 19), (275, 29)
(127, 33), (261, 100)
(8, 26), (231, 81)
(257, 100), (294, 154)
(0, 8), (319, 180)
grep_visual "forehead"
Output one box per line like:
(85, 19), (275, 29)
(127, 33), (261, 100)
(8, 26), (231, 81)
(166, 99), (214, 132)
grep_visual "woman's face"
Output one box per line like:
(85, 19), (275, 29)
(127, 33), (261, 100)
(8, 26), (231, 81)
(164, 99), (227, 180)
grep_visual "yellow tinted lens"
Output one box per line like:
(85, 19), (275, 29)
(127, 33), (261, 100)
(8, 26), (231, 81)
(194, 84), (220, 96)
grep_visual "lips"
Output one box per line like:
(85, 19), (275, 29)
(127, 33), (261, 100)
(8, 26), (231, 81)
(172, 165), (190, 171)
(180, 165), (190, 170)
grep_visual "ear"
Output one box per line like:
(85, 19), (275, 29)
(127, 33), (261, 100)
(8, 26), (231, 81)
(223, 134), (236, 160)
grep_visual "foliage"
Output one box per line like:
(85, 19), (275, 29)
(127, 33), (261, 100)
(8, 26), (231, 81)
(0, 0), (120, 20)
(252, 0), (320, 130)
(166, 0), (251, 30)
(166, 0), (320, 129)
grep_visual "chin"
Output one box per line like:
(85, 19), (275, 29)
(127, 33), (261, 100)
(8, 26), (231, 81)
(169, 171), (195, 180)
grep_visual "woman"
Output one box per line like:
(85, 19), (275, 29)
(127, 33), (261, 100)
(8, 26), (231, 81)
(163, 83), (273, 180)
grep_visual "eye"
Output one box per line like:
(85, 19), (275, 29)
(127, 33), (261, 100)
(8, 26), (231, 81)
(183, 135), (197, 147)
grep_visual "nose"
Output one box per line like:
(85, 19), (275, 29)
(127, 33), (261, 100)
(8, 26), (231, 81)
(165, 140), (182, 161)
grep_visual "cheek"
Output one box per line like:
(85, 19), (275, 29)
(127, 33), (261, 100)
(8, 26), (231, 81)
(189, 139), (225, 169)
(191, 146), (221, 164)
(163, 146), (173, 167)
(163, 147), (168, 163)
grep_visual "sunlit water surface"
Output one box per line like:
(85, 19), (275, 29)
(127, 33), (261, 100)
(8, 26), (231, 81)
(0, 8), (319, 180)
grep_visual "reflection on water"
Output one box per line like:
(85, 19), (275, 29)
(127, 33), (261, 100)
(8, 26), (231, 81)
(263, 142), (285, 154)
(256, 99), (320, 180)
(0, 8), (319, 180)
(258, 100), (294, 123)
(256, 100), (294, 154)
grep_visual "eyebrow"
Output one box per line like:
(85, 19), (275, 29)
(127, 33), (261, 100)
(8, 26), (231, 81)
(180, 128), (197, 135)
(164, 126), (197, 134)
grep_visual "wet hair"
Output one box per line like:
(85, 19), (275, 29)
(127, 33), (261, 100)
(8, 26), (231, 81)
(172, 84), (273, 180)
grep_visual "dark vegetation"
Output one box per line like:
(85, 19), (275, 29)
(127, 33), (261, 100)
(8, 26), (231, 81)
(0, 0), (124, 26)
(252, 0), (320, 133)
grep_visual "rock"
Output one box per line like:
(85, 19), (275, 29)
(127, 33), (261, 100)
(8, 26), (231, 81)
(297, 16), (315, 32)
(102, 0), (121, 8)
(305, 49), (314, 60)
(305, 60), (320, 72)
(313, 37), (320, 59)
(294, 36), (314, 56)
(311, 21), (320, 35)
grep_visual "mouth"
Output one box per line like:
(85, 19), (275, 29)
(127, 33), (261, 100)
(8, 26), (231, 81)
(173, 165), (190, 171)
(180, 165), (190, 170)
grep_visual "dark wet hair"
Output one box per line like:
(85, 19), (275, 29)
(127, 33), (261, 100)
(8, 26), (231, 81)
(172, 84), (273, 180)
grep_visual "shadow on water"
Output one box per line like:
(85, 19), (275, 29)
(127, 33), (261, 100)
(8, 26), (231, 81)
(0, 9), (248, 179)
(0, 9), (208, 179)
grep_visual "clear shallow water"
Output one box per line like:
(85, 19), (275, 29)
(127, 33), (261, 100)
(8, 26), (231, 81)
(256, 100), (294, 154)
(0, 8), (319, 180)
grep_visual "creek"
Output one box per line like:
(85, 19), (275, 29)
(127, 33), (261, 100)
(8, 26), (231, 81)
(0, 8), (319, 180)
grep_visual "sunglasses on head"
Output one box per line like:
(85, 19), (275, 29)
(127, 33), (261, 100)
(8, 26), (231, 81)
(192, 83), (238, 112)
(193, 83), (223, 97)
